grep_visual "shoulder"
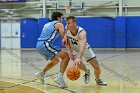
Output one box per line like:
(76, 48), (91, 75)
(78, 31), (86, 40)
(77, 26), (86, 34)
(78, 26), (84, 31)
(78, 26), (84, 30)
(55, 22), (64, 27)
(54, 22), (64, 31)
(77, 26), (86, 38)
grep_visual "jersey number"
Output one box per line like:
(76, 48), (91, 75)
(71, 40), (78, 45)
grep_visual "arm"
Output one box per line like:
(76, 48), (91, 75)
(55, 23), (65, 38)
(62, 28), (74, 60)
(66, 39), (74, 60)
(55, 22), (74, 60)
(74, 31), (87, 65)
(77, 31), (87, 58)
(55, 23), (68, 46)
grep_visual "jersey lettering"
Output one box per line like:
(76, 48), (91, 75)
(67, 36), (78, 45)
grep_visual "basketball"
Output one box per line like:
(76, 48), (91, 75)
(66, 66), (81, 81)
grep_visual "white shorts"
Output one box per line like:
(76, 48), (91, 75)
(73, 47), (96, 62)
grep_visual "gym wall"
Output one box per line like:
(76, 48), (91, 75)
(20, 16), (140, 48)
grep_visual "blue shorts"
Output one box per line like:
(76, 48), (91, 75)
(36, 41), (61, 60)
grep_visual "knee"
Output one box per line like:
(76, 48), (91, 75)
(63, 53), (70, 60)
(52, 61), (59, 65)
(51, 58), (59, 64)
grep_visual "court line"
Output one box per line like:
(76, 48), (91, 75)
(4, 49), (42, 71)
(0, 71), (76, 93)
(0, 79), (37, 91)
(85, 51), (138, 86)
(4, 49), (60, 79)
(0, 76), (76, 93)
(3, 49), (138, 89)
(2, 49), (77, 92)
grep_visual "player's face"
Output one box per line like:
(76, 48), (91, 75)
(66, 19), (76, 29)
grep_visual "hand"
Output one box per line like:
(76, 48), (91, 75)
(69, 53), (74, 61)
(67, 51), (74, 61)
(74, 57), (81, 66)
(62, 38), (67, 46)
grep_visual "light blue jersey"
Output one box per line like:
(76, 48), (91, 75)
(38, 21), (60, 42)
(36, 21), (61, 60)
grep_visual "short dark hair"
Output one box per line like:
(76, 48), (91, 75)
(51, 11), (63, 21)
(66, 16), (76, 22)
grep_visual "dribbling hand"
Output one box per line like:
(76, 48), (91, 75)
(74, 57), (81, 66)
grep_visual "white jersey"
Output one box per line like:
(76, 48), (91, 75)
(66, 26), (90, 52)
(66, 26), (96, 62)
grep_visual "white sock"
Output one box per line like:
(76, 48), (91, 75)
(41, 71), (45, 75)
(58, 73), (63, 78)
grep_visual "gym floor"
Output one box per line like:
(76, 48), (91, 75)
(0, 49), (139, 93)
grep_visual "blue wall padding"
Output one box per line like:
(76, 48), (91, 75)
(20, 16), (140, 48)
(77, 17), (115, 48)
(126, 16), (140, 48)
(38, 18), (50, 30)
(115, 16), (126, 48)
(20, 18), (39, 48)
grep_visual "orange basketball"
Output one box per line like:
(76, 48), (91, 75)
(66, 66), (80, 81)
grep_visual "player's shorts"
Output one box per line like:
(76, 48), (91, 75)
(36, 41), (61, 60)
(73, 47), (96, 62)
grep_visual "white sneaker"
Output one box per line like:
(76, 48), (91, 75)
(35, 72), (45, 84)
(95, 79), (107, 86)
(54, 75), (68, 88)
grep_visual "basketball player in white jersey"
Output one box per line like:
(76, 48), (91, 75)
(64, 16), (107, 86)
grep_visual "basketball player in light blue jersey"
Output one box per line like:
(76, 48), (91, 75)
(64, 16), (107, 86)
(36, 12), (69, 88)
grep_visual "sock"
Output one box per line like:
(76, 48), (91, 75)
(58, 73), (63, 78)
(41, 71), (45, 75)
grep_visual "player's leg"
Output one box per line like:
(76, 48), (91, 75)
(88, 58), (107, 86)
(54, 50), (70, 88)
(42, 42), (70, 88)
(42, 57), (59, 73)
(35, 41), (60, 84)
(78, 62), (90, 84)
(73, 53), (90, 84)
(56, 50), (70, 74)
(35, 57), (59, 84)
(88, 58), (101, 80)
(77, 61), (88, 74)
(86, 48), (107, 86)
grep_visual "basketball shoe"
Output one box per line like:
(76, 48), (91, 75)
(83, 69), (90, 84)
(95, 79), (107, 86)
(54, 73), (68, 88)
(35, 72), (45, 84)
